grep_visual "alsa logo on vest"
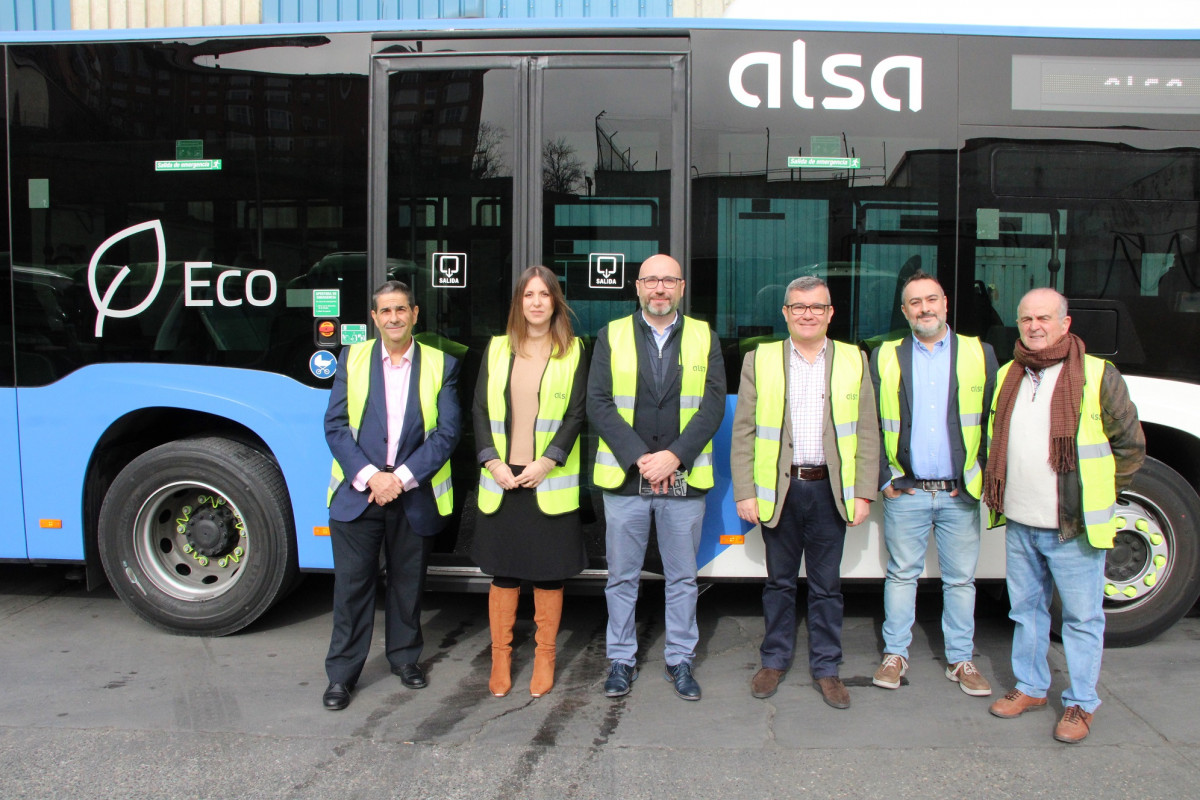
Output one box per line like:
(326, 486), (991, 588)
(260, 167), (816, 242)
(728, 40), (922, 112)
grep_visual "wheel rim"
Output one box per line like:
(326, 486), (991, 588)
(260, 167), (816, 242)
(1103, 491), (1172, 613)
(132, 481), (250, 602)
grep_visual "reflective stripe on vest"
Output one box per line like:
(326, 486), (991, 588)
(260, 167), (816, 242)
(327, 340), (453, 516)
(877, 335), (986, 499)
(477, 335), (582, 515)
(752, 339), (862, 521)
(593, 315), (715, 490)
(986, 355), (1117, 547)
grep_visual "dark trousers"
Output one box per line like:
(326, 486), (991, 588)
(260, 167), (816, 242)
(325, 501), (433, 686)
(760, 476), (847, 678)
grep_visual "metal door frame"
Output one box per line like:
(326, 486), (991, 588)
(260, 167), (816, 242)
(369, 49), (688, 298)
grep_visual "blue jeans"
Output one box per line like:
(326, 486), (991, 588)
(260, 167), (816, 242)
(1005, 520), (1107, 713)
(760, 477), (846, 678)
(881, 488), (981, 663)
(604, 493), (705, 668)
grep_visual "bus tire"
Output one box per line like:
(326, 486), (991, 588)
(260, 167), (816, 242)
(1050, 457), (1200, 648)
(98, 437), (298, 636)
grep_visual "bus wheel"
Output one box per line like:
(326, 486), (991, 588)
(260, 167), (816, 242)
(1096, 457), (1200, 647)
(98, 437), (298, 636)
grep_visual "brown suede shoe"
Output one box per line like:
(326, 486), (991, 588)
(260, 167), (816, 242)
(750, 667), (785, 699)
(988, 688), (1048, 718)
(946, 660), (992, 697)
(872, 654), (908, 689)
(813, 676), (850, 709)
(1054, 705), (1094, 743)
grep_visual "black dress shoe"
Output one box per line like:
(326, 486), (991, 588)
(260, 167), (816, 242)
(322, 682), (353, 711)
(664, 662), (701, 701)
(392, 662), (427, 689)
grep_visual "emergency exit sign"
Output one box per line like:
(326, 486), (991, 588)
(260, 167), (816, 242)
(156, 139), (221, 171)
(155, 159), (223, 172)
(788, 156), (862, 169)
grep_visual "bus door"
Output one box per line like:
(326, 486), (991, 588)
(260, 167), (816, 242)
(370, 47), (687, 567)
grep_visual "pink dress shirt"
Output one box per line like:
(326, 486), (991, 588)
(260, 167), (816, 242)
(352, 340), (418, 492)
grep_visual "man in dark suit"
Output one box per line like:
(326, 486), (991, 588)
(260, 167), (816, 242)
(321, 280), (461, 711)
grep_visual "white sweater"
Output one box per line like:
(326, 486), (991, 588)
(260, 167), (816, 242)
(1002, 362), (1063, 529)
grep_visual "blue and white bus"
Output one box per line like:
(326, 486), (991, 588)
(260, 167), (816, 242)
(2, 8), (1198, 645)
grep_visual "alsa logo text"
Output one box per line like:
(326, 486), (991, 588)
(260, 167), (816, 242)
(728, 40), (922, 112)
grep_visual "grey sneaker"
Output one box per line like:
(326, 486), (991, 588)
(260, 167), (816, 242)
(946, 660), (992, 696)
(872, 654), (908, 689)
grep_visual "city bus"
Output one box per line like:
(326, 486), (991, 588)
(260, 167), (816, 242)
(2, 10), (1198, 647)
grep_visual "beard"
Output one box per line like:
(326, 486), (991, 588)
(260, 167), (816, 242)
(911, 316), (945, 339)
(641, 296), (678, 318)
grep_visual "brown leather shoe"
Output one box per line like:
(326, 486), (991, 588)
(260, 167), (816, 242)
(1054, 705), (1094, 743)
(750, 667), (785, 699)
(812, 676), (850, 709)
(988, 688), (1048, 718)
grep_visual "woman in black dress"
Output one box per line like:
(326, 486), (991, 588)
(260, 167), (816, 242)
(472, 265), (587, 697)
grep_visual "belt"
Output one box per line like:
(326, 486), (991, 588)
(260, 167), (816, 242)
(381, 465), (395, 473)
(913, 479), (955, 492)
(789, 465), (828, 481)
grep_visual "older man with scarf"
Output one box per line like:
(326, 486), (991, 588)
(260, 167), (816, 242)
(983, 288), (1144, 744)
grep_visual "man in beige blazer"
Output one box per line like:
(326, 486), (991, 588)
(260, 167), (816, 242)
(730, 275), (879, 709)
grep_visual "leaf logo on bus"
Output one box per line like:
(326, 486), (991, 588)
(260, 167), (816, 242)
(728, 40), (922, 112)
(88, 220), (167, 338)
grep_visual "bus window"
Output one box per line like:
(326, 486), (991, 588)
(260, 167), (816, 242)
(687, 29), (959, 381)
(8, 39), (371, 388)
(961, 138), (1200, 382)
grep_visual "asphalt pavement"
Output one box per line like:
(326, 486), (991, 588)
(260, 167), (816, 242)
(1, 564), (1198, 799)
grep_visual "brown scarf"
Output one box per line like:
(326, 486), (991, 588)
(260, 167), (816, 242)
(982, 332), (1087, 515)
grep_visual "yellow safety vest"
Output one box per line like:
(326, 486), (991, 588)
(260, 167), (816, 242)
(593, 314), (715, 490)
(986, 355), (1118, 548)
(327, 339), (453, 516)
(752, 339), (862, 520)
(477, 335), (582, 515)
(877, 335), (986, 499)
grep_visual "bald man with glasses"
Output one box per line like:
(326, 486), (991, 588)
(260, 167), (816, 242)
(587, 254), (725, 702)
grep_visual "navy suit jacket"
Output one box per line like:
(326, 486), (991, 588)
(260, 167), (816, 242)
(325, 338), (462, 535)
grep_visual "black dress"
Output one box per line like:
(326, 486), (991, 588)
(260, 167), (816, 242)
(470, 465), (586, 581)
(470, 341), (588, 582)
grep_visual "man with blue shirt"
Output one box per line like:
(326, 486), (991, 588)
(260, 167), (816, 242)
(869, 271), (998, 696)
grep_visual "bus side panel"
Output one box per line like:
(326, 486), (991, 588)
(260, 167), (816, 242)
(16, 364), (334, 568)
(0, 389), (26, 558)
(696, 393), (1008, 580)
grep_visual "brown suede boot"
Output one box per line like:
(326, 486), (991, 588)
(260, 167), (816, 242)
(530, 587), (563, 697)
(488, 584), (520, 697)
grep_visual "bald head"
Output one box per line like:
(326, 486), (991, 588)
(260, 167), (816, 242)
(639, 254), (682, 279)
(1016, 288), (1071, 352)
(636, 253), (685, 320)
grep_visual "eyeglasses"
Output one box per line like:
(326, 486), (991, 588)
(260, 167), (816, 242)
(784, 302), (830, 316)
(637, 276), (681, 289)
